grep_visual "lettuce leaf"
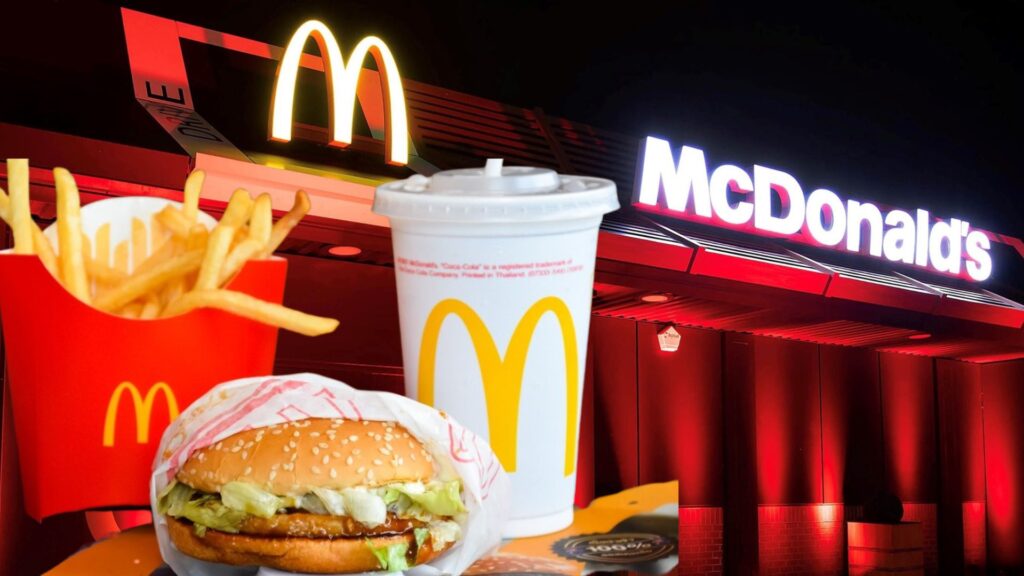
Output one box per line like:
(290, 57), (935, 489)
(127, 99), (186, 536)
(156, 481), (195, 516)
(366, 540), (411, 571)
(220, 482), (286, 518)
(178, 495), (248, 534)
(402, 481), (466, 516)
(414, 527), (430, 549)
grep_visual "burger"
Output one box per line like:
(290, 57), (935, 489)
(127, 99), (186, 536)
(156, 418), (465, 573)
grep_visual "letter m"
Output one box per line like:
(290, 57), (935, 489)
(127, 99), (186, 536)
(269, 20), (409, 165)
(633, 136), (712, 217)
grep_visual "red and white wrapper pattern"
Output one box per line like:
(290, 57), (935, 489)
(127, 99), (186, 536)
(150, 373), (511, 576)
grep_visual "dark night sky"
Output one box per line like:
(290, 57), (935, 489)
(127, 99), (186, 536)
(2, 1), (1021, 288)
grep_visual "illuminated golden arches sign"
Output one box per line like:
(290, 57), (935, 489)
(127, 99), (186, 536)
(418, 297), (579, 476)
(270, 20), (409, 166)
(103, 381), (180, 447)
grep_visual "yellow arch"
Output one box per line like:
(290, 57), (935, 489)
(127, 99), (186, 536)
(102, 381), (180, 447)
(269, 20), (409, 165)
(418, 297), (579, 475)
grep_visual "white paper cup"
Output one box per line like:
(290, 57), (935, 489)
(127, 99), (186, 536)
(373, 160), (618, 537)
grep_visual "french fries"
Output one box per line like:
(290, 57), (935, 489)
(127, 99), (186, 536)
(164, 290), (339, 337)
(0, 161), (337, 336)
(6, 159), (33, 254)
(54, 168), (90, 303)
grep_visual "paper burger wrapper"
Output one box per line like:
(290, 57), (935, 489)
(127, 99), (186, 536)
(150, 373), (511, 576)
(0, 196), (285, 520)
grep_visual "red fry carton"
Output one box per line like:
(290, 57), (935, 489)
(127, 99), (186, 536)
(0, 198), (286, 521)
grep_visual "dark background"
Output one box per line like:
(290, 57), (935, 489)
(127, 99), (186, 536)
(1, 0), (1021, 286)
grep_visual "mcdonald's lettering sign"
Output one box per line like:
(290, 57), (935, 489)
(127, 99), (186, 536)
(103, 382), (180, 447)
(418, 297), (579, 476)
(270, 20), (409, 166)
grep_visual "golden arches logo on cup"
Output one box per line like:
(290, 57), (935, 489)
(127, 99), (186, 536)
(418, 296), (579, 476)
(102, 381), (180, 447)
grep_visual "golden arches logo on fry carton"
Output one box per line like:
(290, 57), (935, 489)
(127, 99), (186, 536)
(0, 161), (338, 520)
(418, 296), (579, 476)
(103, 382), (180, 447)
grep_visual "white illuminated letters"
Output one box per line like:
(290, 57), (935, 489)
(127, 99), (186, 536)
(964, 231), (992, 281)
(806, 189), (846, 246)
(636, 137), (712, 217)
(882, 210), (916, 264)
(709, 165), (754, 225)
(633, 137), (995, 281)
(754, 165), (805, 235)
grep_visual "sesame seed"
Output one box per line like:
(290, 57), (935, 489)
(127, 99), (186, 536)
(410, 453), (417, 461)
(391, 457), (400, 466)
(357, 466), (366, 474)
(231, 445), (241, 453)
(272, 463), (280, 470)
(349, 435), (359, 442)
(272, 430), (283, 435)
(330, 468), (338, 478)
(310, 432), (320, 438)
(244, 466), (252, 475)
(402, 433), (410, 438)
(311, 466), (321, 474)
(397, 457), (404, 465)
(289, 441), (297, 448)
(362, 421), (370, 426)
(283, 445), (290, 453)
(215, 442), (223, 450)
(373, 458), (383, 466)
(293, 431), (300, 438)
(408, 441), (416, 448)
(384, 434), (394, 441)
(374, 434), (382, 441)
(331, 422), (341, 429)
(426, 454), (433, 462)
(332, 451), (341, 458)
(290, 453), (298, 462)
(367, 469), (375, 481)
(241, 451), (248, 460)
(269, 470), (277, 481)
(244, 441), (254, 449)
(322, 455), (329, 465)
(341, 439), (349, 445)
(284, 463), (294, 471)
(346, 456), (354, 466)
(380, 447), (391, 455)
(188, 467), (198, 475)
(318, 442), (328, 449)
(313, 446), (320, 455)
(385, 427), (394, 433)
(386, 443), (393, 451)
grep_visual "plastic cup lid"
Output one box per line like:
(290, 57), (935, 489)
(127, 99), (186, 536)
(372, 159), (619, 223)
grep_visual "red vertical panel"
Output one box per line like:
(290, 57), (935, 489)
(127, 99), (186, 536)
(589, 316), (638, 495)
(820, 346), (883, 504)
(754, 337), (823, 504)
(274, 256), (404, 393)
(723, 334), (759, 576)
(638, 323), (722, 505)
(879, 353), (937, 503)
(982, 360), (1024, 569)
(936, 359), (985, 572)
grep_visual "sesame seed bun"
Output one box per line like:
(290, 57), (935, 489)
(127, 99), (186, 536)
(177, 418), (435, 495)
(167, 516), (452, 574)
